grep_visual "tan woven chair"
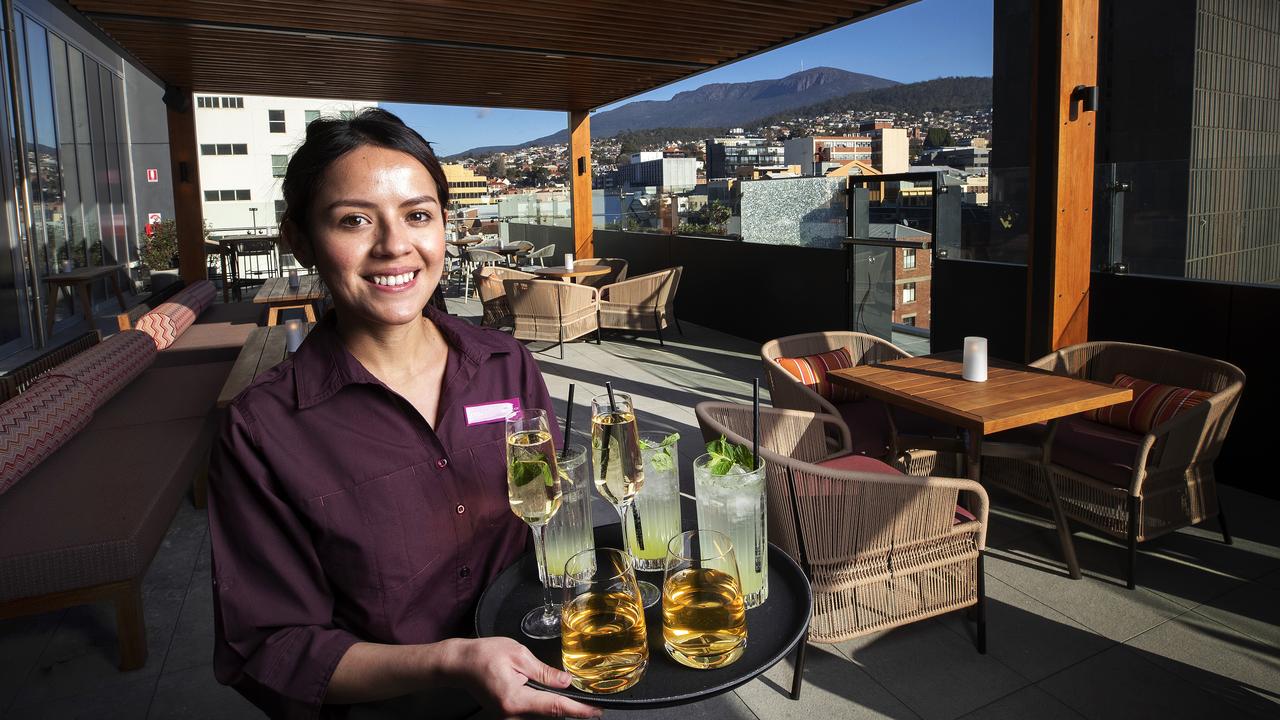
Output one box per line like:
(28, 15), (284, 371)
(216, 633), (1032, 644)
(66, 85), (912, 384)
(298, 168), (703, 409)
(474, 266), (535, 329)
(523, 244), (555, 268)
(761, 331), (959, 473)
(597, 267), (682, 346)
(576, 257), (629, 288)
(982, 341), (1244, 589)
(695, 401), (988, 698)
(503, 278), (600, 358)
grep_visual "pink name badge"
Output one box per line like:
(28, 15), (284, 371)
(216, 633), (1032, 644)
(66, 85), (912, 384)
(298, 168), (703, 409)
(464, 398), (520, 426)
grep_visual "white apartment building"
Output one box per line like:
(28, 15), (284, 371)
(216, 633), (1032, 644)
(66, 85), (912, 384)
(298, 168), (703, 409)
(194, 94), (378, 233)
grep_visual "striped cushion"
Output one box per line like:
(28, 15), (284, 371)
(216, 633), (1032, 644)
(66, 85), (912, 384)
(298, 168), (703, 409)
(51, 330), (157, 409)
(135, 280), (214, 350)
(1086, 373), (1213, 434)
(0, 375), (95, 495)
(777, 347), (855, 402)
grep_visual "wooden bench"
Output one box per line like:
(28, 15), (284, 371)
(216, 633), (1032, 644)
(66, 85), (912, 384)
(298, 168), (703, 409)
(0, 331), (100, 402)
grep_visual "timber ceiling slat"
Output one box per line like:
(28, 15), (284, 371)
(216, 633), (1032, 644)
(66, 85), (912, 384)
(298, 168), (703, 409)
(71, 1), (907, 111)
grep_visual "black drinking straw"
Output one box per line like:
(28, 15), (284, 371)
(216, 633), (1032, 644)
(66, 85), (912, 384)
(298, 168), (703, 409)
(752, 378), (761, 470)
(560, 383), (575, 461)
(599, 382), (615, 481)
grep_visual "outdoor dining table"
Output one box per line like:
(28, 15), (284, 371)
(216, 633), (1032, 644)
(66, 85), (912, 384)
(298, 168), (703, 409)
(208, 234), (283, 302)
(476, 522), (812, 709)
(532, 264), (610, 283)
(217, 322), (316, 407)
(828, 351), (1133, 577)
(43, 264), (128, 333)
(252, 274), (326, 325)
(447, 237), (483, 248)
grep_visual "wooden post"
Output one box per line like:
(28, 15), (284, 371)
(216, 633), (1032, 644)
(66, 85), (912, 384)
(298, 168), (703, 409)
(1026, 0), (1099, 358)
(569, 110), (593, 259)
(166, 88), (207, 286)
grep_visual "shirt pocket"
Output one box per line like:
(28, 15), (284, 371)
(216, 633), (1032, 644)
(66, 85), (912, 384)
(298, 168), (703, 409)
(317, 464), (448, 592)
(463, 436), (518, 532)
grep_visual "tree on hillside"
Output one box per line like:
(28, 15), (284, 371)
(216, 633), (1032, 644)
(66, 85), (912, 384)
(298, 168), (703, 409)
(925, 127), (952, 148)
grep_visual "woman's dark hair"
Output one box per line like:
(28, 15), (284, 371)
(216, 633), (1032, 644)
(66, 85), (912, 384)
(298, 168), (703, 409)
(281, 107), (449, 235)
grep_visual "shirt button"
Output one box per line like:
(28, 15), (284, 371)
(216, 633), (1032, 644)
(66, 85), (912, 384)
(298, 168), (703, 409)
(458, 566), (471, 578)
(456, 504), (466, 514)
(436, 458), (448, 469)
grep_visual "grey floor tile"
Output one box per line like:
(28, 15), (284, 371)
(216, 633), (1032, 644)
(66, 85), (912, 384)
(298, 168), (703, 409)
(143, 502), (209, 591)
(4, 673), (155, 720)
(148, 664), (260, 719)
(1217, 486), (1280, 549)
(1125, 611), (1280, 717)
(608, 689), (760, 720)
(1258, 568), (1280, 591)
(983, 539), (1189, 643)
(1191, 580), (1280, 651)
(1130, 528), (1280, 610)
(1038, 644), (1273, 720)
(956, 685), (1084, 720)
(936, 576), (1113, 682)
(162, 574), (216, 675)
(836, 618), (1027, 720)
(735, 642), (920, 720)
(0, 612), (61, 714)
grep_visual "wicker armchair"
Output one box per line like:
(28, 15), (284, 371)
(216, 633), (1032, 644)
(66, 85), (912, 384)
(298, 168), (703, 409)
(597, 267), (681, 345)
(761, 331), (958, 473)
(463, 248), (507, 298)
(523, 244), (555, 269)
(474, 266), (535, 329)
(982, 342), (1244, 589)
(576, 257), (629, 288)
(503, 278), (600, 358)
(696, 401), (988, 697)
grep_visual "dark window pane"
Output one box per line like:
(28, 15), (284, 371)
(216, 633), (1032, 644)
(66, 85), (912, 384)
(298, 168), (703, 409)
(268, 109), (283, 120)
(220, 190), (235, 201)
(234, 144), (247, 154)
(235, 189), (250, 201)
(217, 143), (232, 155)
(201, 144), (214, 155)
(205, 190), (218, 201)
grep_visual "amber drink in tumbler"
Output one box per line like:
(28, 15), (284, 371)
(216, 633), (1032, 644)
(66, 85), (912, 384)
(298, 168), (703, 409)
(661, 530), (747, 670)
(561, 548), (648, 693)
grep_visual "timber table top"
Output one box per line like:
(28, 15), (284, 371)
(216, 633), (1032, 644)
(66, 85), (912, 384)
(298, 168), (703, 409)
(828, 352), (1133, 435)
(217, 322), (315, 407)
(531, 264), (610, 281)
(44, 265), (124, 283)
(252, 275), (326, 304)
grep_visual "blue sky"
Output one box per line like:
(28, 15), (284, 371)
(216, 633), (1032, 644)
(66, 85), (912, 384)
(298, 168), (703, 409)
(385, 0), (993, 156)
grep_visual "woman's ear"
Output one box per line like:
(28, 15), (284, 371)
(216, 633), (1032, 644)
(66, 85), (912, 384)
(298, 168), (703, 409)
(281, 219), (315, 268)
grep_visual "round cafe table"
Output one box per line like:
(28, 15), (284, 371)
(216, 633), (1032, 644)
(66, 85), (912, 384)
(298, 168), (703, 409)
(475, 523), (812, 710)
(531, 264), (611, 283)
(447, 237), (483, 248)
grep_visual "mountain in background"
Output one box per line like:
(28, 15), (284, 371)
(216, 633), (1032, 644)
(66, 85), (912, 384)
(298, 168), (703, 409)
(760, 75), (992, 124)
(448, 67), (898, 157)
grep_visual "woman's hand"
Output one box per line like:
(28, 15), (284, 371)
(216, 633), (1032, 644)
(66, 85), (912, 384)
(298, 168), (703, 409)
(440, 637), (601, 719)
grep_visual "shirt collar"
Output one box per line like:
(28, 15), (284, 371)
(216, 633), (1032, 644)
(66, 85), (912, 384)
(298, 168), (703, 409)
(292, 304), (513, 410)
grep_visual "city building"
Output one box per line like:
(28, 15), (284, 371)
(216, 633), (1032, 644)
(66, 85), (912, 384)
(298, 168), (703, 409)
(603, 152), (697, 193)
(918, 145), (990, 171)
(870, 223), (933, 329)
(441, 163), (490, 206)
(783, 135), (872, 176)
(194, 95), (377, 232)
(705, 131), (785, 179)
(869, 127), (909, 174)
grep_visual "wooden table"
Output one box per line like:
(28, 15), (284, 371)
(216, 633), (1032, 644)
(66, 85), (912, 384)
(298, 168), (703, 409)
(210, 235), (281, 302)
(447, 237), (483, 248)
(217, 322), (315, 407)
(532, 264), (610, 283)
(830, 352), (1133, 578)
(252, 275), (326, 325)
(43, 265), (128, 333)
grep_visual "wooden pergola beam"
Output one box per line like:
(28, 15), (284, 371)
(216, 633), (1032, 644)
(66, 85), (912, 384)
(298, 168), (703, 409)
(569, 111), (593, 259)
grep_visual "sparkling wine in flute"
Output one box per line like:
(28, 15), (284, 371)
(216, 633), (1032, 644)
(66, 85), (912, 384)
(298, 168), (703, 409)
(507, 430), (562, 525)
(590, 411), (644, 505)
(661, 566), (748, 669)
(560, 590), (649, 694)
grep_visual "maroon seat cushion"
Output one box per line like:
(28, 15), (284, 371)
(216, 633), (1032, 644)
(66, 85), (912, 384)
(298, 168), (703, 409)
(834, 398), (892, 458)
(1050, 417), (1144, 487)
(818, 454), (973, 525)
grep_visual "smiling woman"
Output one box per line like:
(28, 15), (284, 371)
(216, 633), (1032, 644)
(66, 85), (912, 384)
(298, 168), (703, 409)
(206, 109), (599, 720)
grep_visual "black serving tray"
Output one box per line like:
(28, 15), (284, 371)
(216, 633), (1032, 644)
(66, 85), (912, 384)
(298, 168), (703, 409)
(475, 523), (812, 709)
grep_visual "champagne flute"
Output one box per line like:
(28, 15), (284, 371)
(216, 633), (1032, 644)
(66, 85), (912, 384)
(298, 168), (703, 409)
(506, 408), (564, 639)
(590, 387), (660, 608)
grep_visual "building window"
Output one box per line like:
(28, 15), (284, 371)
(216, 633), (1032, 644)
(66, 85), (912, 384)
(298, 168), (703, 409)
(275, 199), (287, 224)
(903, 248), (916, 269)
(305, 110), (320, 125)
(236, 189), (251, 201)
(198, 95), (242, 109)
(902, 314), (916, 327)
(204, 190), (218, 201)
(271, 154), (288, 178)
(207, 189), (251, 202)
(201, 143), (249, 156)
(268, 109), (286, 133)
(902, 282), (916, 304)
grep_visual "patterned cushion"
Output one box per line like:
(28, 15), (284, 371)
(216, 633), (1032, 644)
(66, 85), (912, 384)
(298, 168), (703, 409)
(135, 280), (216, 350)
(52, 330), (157, 409)
(777, 347), (855, 402)
(1086, 373), (1213, 434)
(0, 375), (95, 495)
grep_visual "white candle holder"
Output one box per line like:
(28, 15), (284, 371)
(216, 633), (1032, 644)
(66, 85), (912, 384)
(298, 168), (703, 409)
(564, 253), (575, 270)
(962, 336), (988, 382)
(285, 319), (305, 355)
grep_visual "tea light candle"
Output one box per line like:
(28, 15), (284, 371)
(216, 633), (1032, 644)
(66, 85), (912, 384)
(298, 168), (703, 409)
(284, 319), (305, 355)
(564, 253), (574, 270)
(287, 269), (300, 289)
(962, 336), (988, 382)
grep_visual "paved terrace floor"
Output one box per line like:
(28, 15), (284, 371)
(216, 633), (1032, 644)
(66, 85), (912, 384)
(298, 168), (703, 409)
(2, 296), (1278, 719)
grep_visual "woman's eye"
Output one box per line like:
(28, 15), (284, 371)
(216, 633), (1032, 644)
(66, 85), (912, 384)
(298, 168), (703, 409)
(339, 215), (369, 227)
(408, 211), (431, 223)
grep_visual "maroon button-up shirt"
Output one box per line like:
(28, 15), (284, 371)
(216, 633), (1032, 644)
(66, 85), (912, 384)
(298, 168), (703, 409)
(208, 306), (557, 718)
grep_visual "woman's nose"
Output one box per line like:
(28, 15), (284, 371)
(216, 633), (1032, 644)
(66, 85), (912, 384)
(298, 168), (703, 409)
(373, 219), (412, 256)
